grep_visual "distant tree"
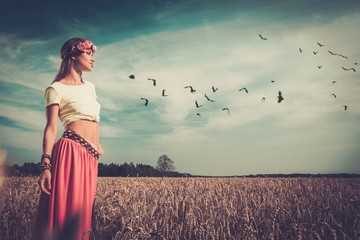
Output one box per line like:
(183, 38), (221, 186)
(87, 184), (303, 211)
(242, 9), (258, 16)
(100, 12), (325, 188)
(22, 162), (41, 176)
(4, 160), (192, 177)
(156, 154), (175, 172)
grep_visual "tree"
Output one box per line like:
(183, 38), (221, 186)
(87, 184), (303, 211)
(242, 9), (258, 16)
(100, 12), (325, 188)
(156, 154), (175, 172)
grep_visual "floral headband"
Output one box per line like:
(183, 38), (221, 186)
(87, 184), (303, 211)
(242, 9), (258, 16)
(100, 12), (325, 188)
(71, 40), (97, 54)
(62, 40), (97, 59)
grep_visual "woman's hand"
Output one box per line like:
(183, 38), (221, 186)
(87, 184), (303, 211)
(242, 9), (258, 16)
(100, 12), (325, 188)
(98, 146), (104, 155)
(38, 170), (52, 195)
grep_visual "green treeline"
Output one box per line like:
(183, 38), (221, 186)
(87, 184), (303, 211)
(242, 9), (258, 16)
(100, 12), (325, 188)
(2, 162), (188, 177)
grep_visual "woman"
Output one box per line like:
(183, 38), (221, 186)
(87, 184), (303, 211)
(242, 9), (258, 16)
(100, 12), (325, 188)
(33, 37), (103, 240)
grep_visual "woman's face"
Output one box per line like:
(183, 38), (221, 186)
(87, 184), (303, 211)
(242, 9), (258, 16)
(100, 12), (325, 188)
(73, 49), (95, 72)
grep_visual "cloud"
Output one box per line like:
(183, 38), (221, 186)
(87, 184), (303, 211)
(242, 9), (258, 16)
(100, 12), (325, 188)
(90, 13), (360, 175)
(0, 7), (359, 175)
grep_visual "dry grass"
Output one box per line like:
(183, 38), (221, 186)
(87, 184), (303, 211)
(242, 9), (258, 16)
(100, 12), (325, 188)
(0, 177), (359, 240)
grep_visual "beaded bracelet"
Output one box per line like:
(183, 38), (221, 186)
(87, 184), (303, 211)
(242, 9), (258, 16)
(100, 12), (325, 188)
(41, 153), (52, 162)
(40, 162), (52, 172)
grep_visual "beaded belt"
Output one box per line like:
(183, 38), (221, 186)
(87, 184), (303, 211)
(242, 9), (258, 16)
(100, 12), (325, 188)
(62, 130), (100, 160)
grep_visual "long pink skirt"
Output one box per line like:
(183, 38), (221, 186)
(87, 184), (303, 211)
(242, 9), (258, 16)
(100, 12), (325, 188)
(33, 136), (98, 240)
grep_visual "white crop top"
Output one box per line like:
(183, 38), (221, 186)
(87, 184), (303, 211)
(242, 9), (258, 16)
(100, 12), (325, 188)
(44, 81), (101, 128)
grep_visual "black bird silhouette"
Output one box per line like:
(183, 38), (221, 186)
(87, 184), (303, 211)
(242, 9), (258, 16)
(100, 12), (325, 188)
(318, 65), (323, 69)
(332, 81), (337, 84)
(343, 105), (348, 111)
(204, 94), (215, 102)
(317, 42), (325, 47)
(313, 51), (318, 55)
(128, 74), (135, 79)
(277, 91), (284, 103)
(185, 86), (196, 93)
(162, 89), (168, 97)
(262, 97), (266, 102)
(212, 86), (218, 92)
(148, 78), (156, 86)
(299, 48), (303, 53)
(222, 107), (230, 115)
(355, 63), (359, 65)
(331, 93), (337, 98)
(328, 51), (348, 59)
(239, 87), (248, 93)
(342, 67), (356, 72)
(195, 100), (202, 108)
(196, 113), (201, 117)
(140, 98), (149, 106)
(271, 80), (275, 83)
(259, 34), (267, 40)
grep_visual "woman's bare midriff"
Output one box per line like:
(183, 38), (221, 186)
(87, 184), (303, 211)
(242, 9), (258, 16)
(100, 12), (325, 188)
(65, 120), (102, 154)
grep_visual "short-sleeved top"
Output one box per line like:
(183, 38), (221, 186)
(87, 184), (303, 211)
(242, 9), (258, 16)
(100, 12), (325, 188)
(44, 81), (101, 128)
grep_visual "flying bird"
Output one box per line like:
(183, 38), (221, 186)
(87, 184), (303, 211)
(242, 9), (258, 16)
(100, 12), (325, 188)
(185, 86), (196, 93)
(328, 51), (348, 59)
(338, 54), (348, 59)
(222, 107), (230, 115)
(259, 34), (267, 40)
(299, 48), (303, 53)
(239, 87), (248, 93)
(212, 86), (218, 92)
(271, 80), (275, 83)
(140, 98), (149, 106)
(318, 65), (323, 69)
(332, 81), (337, 84)
(148, 78), (156, 86)
(343, 105), (348, 111)
(128, 74), (135, 79)
(262, 97), (266, 102)
(331, 93), (337, 98)
(204, 94), (215, 102)
(277, 91), (284, 103)
(196, 113), (201, 117)
(342, 67), (356, 72)
(195, 100), (203, 108)
(162, 89), (168, 97)
(317, 42), (325, 47)
(313, 51), (318, 55)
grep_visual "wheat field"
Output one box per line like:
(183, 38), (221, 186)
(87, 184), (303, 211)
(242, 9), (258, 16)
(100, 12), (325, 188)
(0, 177), (359, 240)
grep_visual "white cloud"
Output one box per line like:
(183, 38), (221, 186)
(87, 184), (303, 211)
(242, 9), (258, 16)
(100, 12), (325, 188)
(1, 11), (359, 175)
(93, 13), (359, 175)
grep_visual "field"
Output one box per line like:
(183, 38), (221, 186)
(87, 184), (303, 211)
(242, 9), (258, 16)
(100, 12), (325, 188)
(0, 177), (359, 240)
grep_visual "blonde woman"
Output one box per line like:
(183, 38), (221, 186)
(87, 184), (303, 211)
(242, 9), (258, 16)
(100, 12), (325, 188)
(33, 37), (103, 240)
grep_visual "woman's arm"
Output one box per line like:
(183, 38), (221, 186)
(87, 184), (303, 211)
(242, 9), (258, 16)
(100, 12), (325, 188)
(95, 123), (104, 155)
(39, 104), (59, 195)
(42, 104), (59, 162)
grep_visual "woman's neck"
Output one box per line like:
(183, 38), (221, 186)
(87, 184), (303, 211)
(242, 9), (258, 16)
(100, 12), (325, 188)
(63, 70), (83, 85)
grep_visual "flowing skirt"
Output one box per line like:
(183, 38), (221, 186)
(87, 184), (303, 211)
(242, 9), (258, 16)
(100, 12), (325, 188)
(33, 132), (98, 240)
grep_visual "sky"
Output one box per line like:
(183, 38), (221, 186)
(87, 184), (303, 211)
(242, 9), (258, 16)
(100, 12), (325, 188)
(0, 0), (359, 176)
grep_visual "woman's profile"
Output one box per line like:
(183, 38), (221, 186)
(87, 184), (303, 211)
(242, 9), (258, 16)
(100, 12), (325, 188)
(32, 37), (103, 240)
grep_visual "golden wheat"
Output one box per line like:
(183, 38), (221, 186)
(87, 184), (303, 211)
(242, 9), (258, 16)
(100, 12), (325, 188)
(0, 177), (359, 240)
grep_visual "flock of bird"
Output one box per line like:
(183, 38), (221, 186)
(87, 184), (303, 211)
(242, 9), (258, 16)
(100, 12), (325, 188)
(130, 33), (357, 116)
(277, 35), (356, 111)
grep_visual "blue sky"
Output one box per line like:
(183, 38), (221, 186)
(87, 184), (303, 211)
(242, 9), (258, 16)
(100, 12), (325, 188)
(0, 0), (359, 176)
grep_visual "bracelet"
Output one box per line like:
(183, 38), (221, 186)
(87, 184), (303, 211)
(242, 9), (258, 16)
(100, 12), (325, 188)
(40, 162), (52, 172)
(41, 153), (52, 162)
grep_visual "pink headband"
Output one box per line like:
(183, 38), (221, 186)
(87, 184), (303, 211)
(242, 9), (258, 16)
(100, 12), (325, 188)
(71, 40), (97, 54)
(62, 40), (97, 60)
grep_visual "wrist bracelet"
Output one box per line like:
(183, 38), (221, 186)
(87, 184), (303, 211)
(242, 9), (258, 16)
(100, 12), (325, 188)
(40, 162), (52, 172)
(41, 153), (52, 162)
